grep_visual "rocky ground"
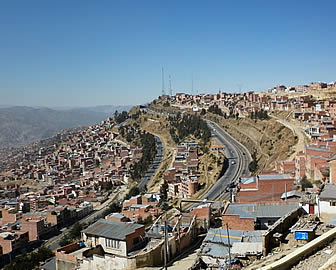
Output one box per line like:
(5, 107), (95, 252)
(291, 238), (336, 270)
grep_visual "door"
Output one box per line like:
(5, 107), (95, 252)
(309, 204), (314, 214)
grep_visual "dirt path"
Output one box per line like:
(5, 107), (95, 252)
(271, 115), (307, 161)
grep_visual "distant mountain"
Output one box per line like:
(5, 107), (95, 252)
(83, 105), (133, 114)
(0, 105), (130, 148)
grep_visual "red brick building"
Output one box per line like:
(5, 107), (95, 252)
(236, 174), (294, 203)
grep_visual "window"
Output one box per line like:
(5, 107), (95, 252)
(105, 238), (120, 249)
(330, 201), (336, 206)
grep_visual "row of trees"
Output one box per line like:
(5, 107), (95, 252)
(4, 247), (54, 270)
(168, 114), (211, 144)
(249, 109), (269, 120)
(130, 132), (157, 180)
(206, 104), (223, 116)
(114, 110), (129, 124)
(59, 222), (84, 247)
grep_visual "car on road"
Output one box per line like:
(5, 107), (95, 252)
(225, 182), (236, 191)
(231, 160), (236, 165)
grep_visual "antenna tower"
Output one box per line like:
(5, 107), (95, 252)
(169, 75), (172, 96)
(161, 67), (165, 96)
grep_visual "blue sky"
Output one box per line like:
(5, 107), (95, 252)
(0, 0), (335, 107)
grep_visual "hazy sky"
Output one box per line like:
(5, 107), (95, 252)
(0, 0), (335, 107)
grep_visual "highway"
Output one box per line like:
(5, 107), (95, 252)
(137, 135), (164, 191)
(203, 120), (251, 201)
(144, 107), (252, 201)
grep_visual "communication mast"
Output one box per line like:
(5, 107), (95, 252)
(162, 67), (165, 96)
(169, 75), (172, 97)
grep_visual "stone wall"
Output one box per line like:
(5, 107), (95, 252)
(262, 207), (305, 255)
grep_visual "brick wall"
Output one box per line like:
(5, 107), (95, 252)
(330, 160), (336, 184)
(222, 214), (254, 231)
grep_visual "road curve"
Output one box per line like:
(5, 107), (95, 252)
(203, 120), (251, 201)
(137, 135), (164, 191)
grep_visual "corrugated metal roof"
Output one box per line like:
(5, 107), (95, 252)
(320, 184), (336, 200)
(241, 230), (264, 242)
(225, 202), (299, 218)
(231, 242), (262, 255)
(241, 174), (292, 184)
(204, 228), (242, 245)
(258, 174), (292, 180)
(82, 219), (143, 241)
(107, 213), (126, 219)
(306, 147), (331, 152)
(201, 242), (229, 258)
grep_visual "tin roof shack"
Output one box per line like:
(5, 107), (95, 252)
(222, 202), (300, 230)
(199, 228), (264, 268)
(290, 215), (319, 243)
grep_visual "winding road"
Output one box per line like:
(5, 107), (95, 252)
(203, 120), (251, 201)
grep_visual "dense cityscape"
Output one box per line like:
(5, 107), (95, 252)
(0, 80), (335, 269)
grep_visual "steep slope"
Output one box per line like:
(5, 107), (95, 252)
(0, 106), (111, 148)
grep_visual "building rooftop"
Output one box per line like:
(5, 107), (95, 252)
(106, 213), (126, 219)
(225, 202), (299, 219)
(280, 190), (303, 200)
(82, 219), (144, 241)
(231, 242), (262, 256)
(319, 184), (336, 200)
(240, 174), (293, 184)
(204, 228), (242, 245)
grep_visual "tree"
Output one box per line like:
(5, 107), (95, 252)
(59, 235), (72, 247)
(160, 181), (168, 203)
(69, 222), (83, 239)
(4, 247), (54, 270)
(248, 151), (258, 174)
(301, 175), (313, 190)
(102, 202), (122, 217)
(208, 104), (222, 116)
(105, 181), (113, 191)
(125, 187), (140, 200)
(200, 108), (206, 115)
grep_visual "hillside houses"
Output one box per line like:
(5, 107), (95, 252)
(0, 117), (145, 259)
(164, 142), (199, 199)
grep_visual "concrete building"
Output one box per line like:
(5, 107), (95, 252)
(81, 219), (145, 257)
(317, 184), (336, 214)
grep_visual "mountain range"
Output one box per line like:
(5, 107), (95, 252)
(0, 105), (132, 148)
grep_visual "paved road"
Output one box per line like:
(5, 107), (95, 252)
(137, 135), (164, 191)
(203, 120), (251, 201)
(44, 186), (127, 250)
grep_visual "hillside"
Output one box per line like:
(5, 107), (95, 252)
(206, 113), (297, 172)
(0, 106), (113, 148)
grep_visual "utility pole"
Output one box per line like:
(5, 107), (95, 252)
(164, 213), (168, 270)
(226, 223), (232, 269)
(285, 183), (287, 201)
